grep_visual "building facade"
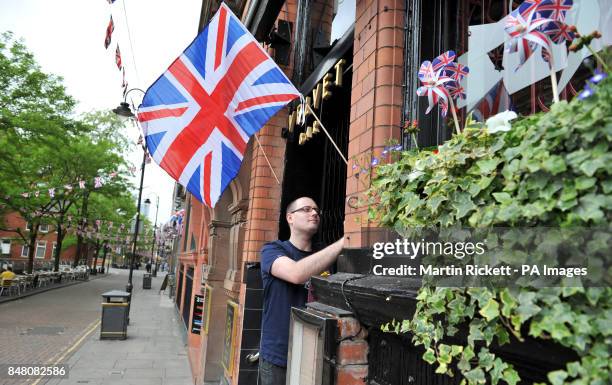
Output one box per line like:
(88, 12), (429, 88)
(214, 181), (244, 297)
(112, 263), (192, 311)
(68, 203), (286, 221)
(0, 212), (77, 271)
(168, 0), (603, 384)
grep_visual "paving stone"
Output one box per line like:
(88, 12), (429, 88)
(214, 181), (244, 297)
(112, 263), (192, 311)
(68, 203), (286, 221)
(2, 270), (191, 385)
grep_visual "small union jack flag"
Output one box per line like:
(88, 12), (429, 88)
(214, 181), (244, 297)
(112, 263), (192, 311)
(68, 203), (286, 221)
(505, 8), (552, 70)
(541, 21), (575, 44)
(471, 80), (514, 122)
(448, 63), (469, 82)
(138, 3), (300, 207)
(115, 45), (122, 70)
(432, 51), (456, 72)
(104, 16), (114, 49)
(532, 0), (572, 22)
(416, 60), (454, 116)
(517, 0), (548, 19)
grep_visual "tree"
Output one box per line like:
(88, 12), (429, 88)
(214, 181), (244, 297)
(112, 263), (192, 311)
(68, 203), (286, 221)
(0, 33), (138, 273)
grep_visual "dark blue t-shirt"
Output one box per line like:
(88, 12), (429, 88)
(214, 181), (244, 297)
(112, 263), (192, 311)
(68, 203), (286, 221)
(260, 240), (313, 367)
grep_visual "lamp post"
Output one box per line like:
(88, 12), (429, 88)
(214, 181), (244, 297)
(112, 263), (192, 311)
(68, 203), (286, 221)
(144, 195), (160, 277)
(113, 88), (146, 293)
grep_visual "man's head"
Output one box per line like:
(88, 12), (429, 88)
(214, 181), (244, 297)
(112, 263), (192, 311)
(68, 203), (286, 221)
(6, 266), (12, 272)
(286, 197), (320, 237)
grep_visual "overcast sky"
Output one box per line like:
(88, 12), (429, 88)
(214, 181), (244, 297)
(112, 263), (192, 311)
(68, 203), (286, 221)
(0, 0), (203, 224)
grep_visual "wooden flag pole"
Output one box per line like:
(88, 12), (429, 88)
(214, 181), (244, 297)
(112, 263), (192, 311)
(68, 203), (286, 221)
(447, 97), (462, 135)
(305, 103), (348, 165)
(549, 54), (560, 103)
(254, 134), (281, 185)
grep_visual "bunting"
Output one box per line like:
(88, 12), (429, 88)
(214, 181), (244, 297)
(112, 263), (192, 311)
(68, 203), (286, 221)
(104, 16), (114, 49)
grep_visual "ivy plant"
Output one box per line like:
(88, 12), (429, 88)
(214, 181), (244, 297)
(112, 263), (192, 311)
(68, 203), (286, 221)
(373, 77), (611, 385)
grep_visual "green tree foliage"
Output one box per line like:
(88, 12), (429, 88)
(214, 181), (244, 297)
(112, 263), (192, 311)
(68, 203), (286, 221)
(0, 32), (137, 272)
(373, 78), (611, 385)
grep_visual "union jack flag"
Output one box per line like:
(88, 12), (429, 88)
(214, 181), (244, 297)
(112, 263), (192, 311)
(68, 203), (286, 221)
(138, 3), (300, 207)
(104, 16), (114, 49)
(471, 80), (514, 122)
(541, 20), (575, 44)
(115, 45), (122, 70)
(517, 0), (548, 19)
(505, 8), (552, 70)
(416, 60), (453, 116)
(432, 51), (456, 72)
(530, 0), (572, 22)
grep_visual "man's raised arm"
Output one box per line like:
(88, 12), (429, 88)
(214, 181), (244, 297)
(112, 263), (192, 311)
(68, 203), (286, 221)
(270, 238), (345, 284)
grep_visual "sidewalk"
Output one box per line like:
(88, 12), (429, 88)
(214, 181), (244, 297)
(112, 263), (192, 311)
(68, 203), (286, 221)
(46, 271), (192, 385)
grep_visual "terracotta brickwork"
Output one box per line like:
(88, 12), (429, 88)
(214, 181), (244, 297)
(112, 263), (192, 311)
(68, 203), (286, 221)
(241, 0), (299, 265)
(345, 0), (405, 247)
(336, 316), (369, 385)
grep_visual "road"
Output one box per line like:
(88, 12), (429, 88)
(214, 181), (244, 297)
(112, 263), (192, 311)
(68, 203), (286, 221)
(0, 268), (148, 385)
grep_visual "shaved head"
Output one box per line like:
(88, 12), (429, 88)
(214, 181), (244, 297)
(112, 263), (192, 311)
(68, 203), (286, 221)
(286, 196), (317, 215)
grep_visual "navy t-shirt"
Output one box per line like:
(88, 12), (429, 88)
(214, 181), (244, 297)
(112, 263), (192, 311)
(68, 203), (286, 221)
(260, 240), (313, 367)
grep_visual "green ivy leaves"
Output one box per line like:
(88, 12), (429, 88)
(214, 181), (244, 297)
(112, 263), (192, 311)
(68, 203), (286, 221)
(375, 76), (611, 385)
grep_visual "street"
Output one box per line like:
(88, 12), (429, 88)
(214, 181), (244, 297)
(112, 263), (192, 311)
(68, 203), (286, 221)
(0, 268), (191, 385)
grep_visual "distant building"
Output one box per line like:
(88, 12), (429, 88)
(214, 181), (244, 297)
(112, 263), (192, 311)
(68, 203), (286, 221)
(0, 212), (77, 271)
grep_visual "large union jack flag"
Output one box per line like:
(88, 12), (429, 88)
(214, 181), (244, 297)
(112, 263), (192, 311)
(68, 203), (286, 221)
(138, 3), (300, 207)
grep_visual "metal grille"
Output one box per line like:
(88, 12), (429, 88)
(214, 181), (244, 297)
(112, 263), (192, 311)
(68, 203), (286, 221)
(316, 68), (350, 246)
(402, 0), (590, 149)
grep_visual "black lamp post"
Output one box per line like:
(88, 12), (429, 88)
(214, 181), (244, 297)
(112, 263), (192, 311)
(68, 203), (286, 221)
(113, 88), (147, 293)
(144, 195), (160, 277)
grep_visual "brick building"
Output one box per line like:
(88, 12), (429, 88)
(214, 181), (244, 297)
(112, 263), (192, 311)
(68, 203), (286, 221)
(0, 212), (77, 271)
(168, 0), (602, 384)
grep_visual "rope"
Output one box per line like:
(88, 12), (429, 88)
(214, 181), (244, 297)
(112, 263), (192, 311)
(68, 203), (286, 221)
(305, 103), (348, 165)
(254, 134), (281, 185)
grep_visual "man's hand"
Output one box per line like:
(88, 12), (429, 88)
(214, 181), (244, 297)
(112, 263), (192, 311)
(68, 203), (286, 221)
(270, 237), (345, 285)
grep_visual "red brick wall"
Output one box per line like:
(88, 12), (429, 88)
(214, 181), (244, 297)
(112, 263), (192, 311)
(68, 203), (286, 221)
(345, 0), (405, 247)
(241, 0), (300, 263)
(0, 212), (78, 265)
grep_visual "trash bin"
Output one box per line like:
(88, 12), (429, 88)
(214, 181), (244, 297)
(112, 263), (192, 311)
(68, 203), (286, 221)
(143, 273), (152, 289)
(100, 290), (130, 340)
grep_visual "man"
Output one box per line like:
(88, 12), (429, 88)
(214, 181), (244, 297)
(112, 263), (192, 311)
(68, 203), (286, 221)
(259, 197), (345, 385)
(0, 266), (16, 281)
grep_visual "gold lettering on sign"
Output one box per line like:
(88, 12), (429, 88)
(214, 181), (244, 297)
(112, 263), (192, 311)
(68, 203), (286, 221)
(305, 96), (312, 117)
(296, 103), (304, 121)
(306, 126), (313, 139)
(312, 83), (322, 109)
(288, 112), (296, 133)
(312, 121), (321, 134)
(334, 59), (346, 87)
(323, 73), (333, 100)
(299, 132), (306, 145)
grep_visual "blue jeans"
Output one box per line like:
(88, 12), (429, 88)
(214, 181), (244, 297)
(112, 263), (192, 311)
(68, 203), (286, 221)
(259, 358), (286, 385)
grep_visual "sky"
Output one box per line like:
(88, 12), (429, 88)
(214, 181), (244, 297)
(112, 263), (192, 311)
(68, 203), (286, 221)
(0, 0), (203, 225)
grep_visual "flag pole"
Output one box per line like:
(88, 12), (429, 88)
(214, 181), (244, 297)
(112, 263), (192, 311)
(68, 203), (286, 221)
(305, 103), (348, 165)
(549, 54), (560, 104)
(448, 97), (462, 135)
(254, 134), (281, 185)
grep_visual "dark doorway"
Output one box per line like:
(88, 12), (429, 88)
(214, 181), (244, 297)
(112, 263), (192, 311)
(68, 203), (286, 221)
(279, 58), (352, 247)
(176, 264), (184, 307)
(182, 266), (194, 328)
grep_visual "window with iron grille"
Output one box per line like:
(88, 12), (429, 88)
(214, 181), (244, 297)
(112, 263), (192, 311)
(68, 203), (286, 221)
(403, 0), (594, 149)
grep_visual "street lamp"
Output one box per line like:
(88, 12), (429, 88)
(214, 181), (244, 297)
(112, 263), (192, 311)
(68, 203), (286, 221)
(144, 195), (160, 277)
(112, 88), (146, 293)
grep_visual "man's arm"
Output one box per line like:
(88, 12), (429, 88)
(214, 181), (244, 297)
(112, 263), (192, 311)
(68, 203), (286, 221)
(270, 238), (344, 284)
